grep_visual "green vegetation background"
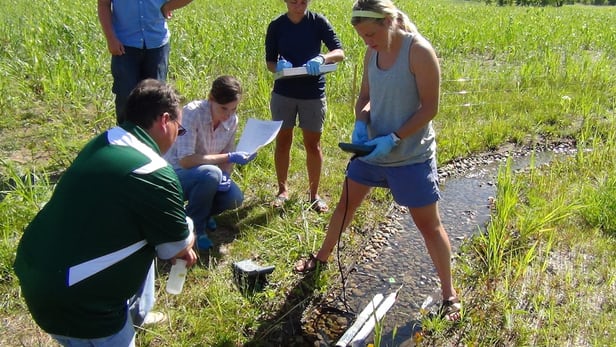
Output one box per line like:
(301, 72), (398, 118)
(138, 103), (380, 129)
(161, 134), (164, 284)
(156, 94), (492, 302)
(0, 0), (614, 345)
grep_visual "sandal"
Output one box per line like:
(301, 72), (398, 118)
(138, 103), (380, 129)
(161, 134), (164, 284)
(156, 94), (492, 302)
(439, 297), (462, 322)
(309, 198), (329, 213)
(294, 254), (327, 274)
(271, 195), (288, 209)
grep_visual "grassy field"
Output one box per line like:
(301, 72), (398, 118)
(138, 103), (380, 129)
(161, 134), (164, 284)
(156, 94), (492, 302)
(1, 0), (615, 346)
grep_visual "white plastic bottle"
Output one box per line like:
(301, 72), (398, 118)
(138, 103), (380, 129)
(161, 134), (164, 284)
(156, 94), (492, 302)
(166, 259), (187, 295)
(165, 216), (194, 295)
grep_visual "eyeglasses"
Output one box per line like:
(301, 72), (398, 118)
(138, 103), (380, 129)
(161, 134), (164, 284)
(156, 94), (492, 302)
(172, 119), (187, 136)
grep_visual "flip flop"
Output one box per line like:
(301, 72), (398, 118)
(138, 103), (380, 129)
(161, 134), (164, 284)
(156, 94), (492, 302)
(310, 198), (329, 213)
(271, 195), (288, 208)
(439, 297), (462, 322)
(294, 254), (327, 274)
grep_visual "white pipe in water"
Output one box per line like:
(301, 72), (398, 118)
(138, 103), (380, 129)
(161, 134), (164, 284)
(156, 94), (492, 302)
(335, 293), (384, 347)
(350, 291), (398, 347)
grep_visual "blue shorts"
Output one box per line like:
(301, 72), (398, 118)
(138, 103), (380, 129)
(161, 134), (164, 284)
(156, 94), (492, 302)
(347, 157), (441, 208)
(270, 92), (327, 133)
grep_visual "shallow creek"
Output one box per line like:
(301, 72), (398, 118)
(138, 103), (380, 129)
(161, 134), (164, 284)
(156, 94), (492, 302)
(306, 143), (576, 346)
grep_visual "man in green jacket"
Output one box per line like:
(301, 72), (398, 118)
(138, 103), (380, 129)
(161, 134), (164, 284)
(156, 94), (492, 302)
(14, 79), (196, 346)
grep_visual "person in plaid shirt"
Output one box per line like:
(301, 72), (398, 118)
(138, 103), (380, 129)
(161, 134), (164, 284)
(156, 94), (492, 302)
(164, 76), (256, 250)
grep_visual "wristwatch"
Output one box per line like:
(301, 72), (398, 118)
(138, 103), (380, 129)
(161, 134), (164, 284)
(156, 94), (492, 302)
(391, 132), (401, 145)
(317, 54), (326, 64)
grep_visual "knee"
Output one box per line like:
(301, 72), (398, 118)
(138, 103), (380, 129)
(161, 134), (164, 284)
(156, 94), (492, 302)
(276, 139), (293, 152)
(232, 189), (245, 208)
(183, 170), (220, 197)
(417, 224), (445, 240)
(302, 136), (322, 154)
(304, 143), (322, 155)
(196, 165), (223, 183)
(275, 131), (293, 150)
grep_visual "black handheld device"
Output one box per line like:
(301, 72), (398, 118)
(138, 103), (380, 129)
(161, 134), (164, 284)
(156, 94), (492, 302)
(233, 259), (275, 293)
(338, 142), (376, 157)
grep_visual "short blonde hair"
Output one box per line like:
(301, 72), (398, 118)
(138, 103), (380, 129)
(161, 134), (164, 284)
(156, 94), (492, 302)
(351, 0), (417, 33)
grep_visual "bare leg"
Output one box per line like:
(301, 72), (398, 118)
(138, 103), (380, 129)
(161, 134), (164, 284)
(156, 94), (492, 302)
(409, 202), (457, 301)
(315, 178), (371, 262)
(274, 128), (293, 198)
(302, 129), (323, 201)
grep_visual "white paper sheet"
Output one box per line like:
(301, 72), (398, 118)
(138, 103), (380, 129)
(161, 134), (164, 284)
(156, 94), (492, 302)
(236, 118), (282, 154)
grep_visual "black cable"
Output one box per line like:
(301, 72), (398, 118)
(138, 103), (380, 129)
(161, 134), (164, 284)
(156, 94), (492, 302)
(334, 155), (358, 313)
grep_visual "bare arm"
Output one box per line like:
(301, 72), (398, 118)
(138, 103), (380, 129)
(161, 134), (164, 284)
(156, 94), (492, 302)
(154, 218), (197, 267)
(157, 233), (197, 267)
(266, 61), (278, 73)
(218, 139), (236, 173)
(161, 0), (193, 19)
(178, 129), (237, 172)
(178, 153), (231, 169)
(321, 48), (345, 64)
(171, 246), (197, 267)
(395, 36), (440, 139)
(97, 0), (124, 55)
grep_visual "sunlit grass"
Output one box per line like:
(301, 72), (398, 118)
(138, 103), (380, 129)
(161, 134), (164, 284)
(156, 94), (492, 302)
(449, 124), (616, 345)
(1, 0), (615, 345)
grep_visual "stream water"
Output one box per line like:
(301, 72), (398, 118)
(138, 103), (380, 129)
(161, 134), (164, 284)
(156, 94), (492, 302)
(315, 145), (575, 346)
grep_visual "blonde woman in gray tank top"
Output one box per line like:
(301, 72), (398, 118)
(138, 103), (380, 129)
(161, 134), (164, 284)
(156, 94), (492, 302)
(294, 0), (461, 322)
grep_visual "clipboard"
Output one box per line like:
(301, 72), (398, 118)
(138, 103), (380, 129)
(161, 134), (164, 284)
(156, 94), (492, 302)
(274, 63), (338, 80)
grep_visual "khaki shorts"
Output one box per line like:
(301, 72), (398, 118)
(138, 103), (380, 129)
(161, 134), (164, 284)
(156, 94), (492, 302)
(270, 92), (327, 133)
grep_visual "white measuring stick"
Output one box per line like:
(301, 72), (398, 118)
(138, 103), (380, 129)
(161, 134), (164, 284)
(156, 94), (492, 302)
(335, 293), (385, 347)
(350, 291), (398, 346)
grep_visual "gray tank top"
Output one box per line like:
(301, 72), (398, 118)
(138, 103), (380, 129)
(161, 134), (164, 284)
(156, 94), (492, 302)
(363, 33), (436, 167)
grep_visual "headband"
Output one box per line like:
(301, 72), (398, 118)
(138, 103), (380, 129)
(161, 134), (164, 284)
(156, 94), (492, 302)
(351, 10), (386, 19)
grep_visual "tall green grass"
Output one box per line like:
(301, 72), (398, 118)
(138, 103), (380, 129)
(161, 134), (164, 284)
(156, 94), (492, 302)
(1, 0), (615, 345)
(449, 123), (616, 345)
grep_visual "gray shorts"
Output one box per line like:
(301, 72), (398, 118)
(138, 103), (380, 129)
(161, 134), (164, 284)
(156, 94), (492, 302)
(270, 92), (327, 133)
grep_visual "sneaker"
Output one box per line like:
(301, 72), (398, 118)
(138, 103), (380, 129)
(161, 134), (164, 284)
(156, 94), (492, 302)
(143, 311), (167, 325)
(196, 234), (213, 250)
(206, 217), (217, 231)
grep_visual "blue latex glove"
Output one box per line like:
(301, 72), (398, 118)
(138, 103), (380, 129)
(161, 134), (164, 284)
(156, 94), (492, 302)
(363, 134), (396, 160)
(352, 120), (369, 144)
(276, 59), (292, 72)
(228, 151), (257, 165)
(217, 172), (231, 192)
(304, 55), (324, 75)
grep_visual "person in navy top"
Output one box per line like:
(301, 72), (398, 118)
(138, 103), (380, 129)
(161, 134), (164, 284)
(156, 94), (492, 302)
(265, 0), (345, 213)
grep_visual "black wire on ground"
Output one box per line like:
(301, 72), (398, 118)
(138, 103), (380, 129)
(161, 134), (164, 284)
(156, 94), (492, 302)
(333, 155), (359, 314)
